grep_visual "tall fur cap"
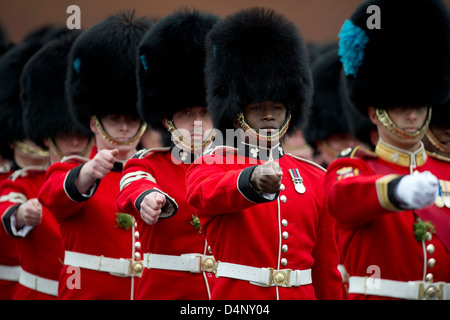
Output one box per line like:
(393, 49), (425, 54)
(204, 7), (313, 134)
(21, 31), (91, 148)
(137, 8), (220, 132)
(66, 11), (152, 131)
(0, 26), (70, 159)
(341, 0), (450, 115)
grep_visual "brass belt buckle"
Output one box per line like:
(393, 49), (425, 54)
(269, 269), (292, 287)
(418, 283), (444, 300)
(199, 256), (217, 273)
(128, 259), (143, 277)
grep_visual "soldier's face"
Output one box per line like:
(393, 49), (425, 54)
(243, 101), (287, 136)
(387, 106), (429, 135)
(100, 114), (142, 142)
(172, 106), (213, 144)
(52, 132), (92, 160)
(369, 105), (428, 151)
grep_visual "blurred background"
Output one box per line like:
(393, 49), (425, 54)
(4, 0), (449, 45)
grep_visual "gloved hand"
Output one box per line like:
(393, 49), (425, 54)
(394, 171), (439, 209)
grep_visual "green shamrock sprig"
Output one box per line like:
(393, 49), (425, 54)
(413, 218), (435, 242)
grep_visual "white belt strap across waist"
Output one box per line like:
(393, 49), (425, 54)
(143, 253), (216, 273)
(64, 251), (142, 277)
(349, 276), (450, 300)
(18, 267), (58, 296)
(216, 262), (312, 288)
(0, 265), (20, 282)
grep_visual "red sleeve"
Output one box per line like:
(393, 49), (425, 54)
(117, 157), (156, 219)
(185, 154), (276, 216)
(38, 162), (85, 222)
(311, 202), (343, 300)
(325, 157), (402, 229)
(116, 157), (177, 220)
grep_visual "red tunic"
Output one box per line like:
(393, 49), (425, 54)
(38, 158), (139, 300)
(0, 166), (63, 300)
(116, 147), (216, 299)
(325, 142), (450, 300)
(185, 143), (343, 300)
(0, 166), (18, 300)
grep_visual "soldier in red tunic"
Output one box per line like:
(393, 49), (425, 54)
(325, 0), (450, 300)
(38, 12), (150, 300)
(185, 7), (342, 300)
(1, 31), (93, 299)
(0, 27), (66, 299)
(116, 9), (220, 300)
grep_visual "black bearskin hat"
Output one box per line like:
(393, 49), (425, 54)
(137, 8), (220, 132)
(339, 0), (450, 116)
(21, 31), (92, 148)
(66, 11), (152, 131)
(304, 46), (352, 148)
(204, 7), (313, 134)
(304, 45), (376, 149)
(0, 26), (70, 159)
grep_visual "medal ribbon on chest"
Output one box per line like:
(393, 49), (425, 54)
(289, 168), (305, 194)
(439, 180), (450, 209)
(436, 179), (450, 209)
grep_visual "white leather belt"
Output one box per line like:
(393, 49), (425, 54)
(64, 251), (143, 277)
(349, 276), (450, 300)
(215, 262), (312, 288)
(143, 253), (216, 273)
(18, 267), (58, 296)
(0, 265), (20, 281)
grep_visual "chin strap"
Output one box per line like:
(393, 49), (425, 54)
(165, 118), (215, 153)
(236, 112), (291, 143)
(47, 137), (95, 159)
(376, 107), (431, 140)
(13, 140), (49, 158)
(94, 115), (147, 146)
(425, 128), (450, 154)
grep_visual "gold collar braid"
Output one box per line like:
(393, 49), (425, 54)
(376, 107), (432, 140)
(236, 112), (291, 143)
(165, 118), (215, 152)
(94, 115), (147, 146)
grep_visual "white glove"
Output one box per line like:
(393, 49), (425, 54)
(394, 171), (439, 209)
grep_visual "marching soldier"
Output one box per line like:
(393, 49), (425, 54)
(117, 9), (219, 299)
(325, 0), (450, 299)
(38, 12), (150, 299)
(0, 27), (69, 299)
(185, 7), (342, 300)
(0, 25), (17, 300)
(1, 32), (94, 300)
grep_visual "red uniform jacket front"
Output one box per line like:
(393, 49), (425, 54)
(1, 166), (63, 300)
(325, 142), (450, 300)
(117, 147), (216, 299)
(38, 158), (139, 300)
(185, 143), (343, 300)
